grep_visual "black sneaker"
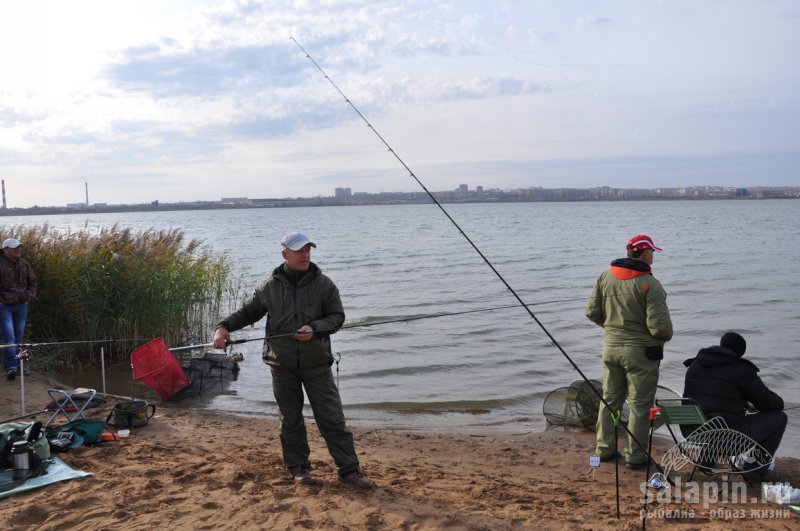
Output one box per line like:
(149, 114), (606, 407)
(5, 369), (18, 381)
(755, 469), (782, 484)
(625, 461), (647, 470)
(598, 451), (622, 462)
(293, 468), (313, 486)
(339, 471), (372, 490)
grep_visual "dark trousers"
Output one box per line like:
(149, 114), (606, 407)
(742, 410), (788, 459)
(270, 363), (360, 476)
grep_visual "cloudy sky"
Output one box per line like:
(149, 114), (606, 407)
(1, 1), (798, 208)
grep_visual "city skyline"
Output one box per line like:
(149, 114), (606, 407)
(1, 1), (799, 209)
(1, 181), (796, 217)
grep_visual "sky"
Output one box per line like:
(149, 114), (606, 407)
(0, 0), (798, 208)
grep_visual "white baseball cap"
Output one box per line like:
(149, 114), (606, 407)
(280, 232), (316, 251)
(2, 238), (21, 249)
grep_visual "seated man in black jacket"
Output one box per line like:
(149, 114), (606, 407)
(682, 332), (787, 481)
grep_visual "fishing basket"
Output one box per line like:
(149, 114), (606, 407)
(543, 381), (683, 431)
(185, 352), (240, 389)
(542, 379), (603, 430)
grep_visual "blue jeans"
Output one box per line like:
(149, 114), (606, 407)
(0, 303), (27, 372)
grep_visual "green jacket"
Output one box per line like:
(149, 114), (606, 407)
(218, 263), (345, 369)
(585, 258), (673, 346)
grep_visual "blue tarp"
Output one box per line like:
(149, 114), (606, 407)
(0, 458), (91, 499)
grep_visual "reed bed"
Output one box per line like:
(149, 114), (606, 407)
(0, 224), (244, 368)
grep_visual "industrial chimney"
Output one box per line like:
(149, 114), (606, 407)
(85, 182), (89, 206)
(2, 180), (6, 209)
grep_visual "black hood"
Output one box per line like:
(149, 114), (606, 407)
(683, 345), (759, 372)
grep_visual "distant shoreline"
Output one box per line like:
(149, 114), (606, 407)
(1, 187), (798, 217)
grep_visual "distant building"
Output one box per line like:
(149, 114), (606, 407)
(66, 203), (86, 209)
(335, 187), (352, 198)
(455, 184), (468, 200)
(476, 186), (483, 196)
(221, 197), (251, 205)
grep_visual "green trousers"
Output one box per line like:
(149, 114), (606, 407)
(270, 363), (360, 476)
(595, 344), (660, 464)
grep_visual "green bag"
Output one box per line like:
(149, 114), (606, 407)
(49, 419), (107, 445)
(0, 421), (50, 462)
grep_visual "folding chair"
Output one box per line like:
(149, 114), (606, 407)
(44, 387), (98, 427)
(654, 398), (772, 486)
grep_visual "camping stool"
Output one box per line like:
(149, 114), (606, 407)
(44, 387), (98, 427)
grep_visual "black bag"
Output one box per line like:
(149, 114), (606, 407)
(106, 401), (156, 428)
(644, 345), (664, 361)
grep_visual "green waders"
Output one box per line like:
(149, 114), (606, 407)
(270, 363), (360, 476)
(595, 344), (660, 464)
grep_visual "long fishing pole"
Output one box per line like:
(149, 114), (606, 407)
(223, 298), (589, 346)
(0, 409), (49, 424)
(291, 37), (604, 401)
(290, 36), (664, 493)
(291, 37), (578, 363)
(0, 295), (588, 352)
(0, 338), (144, 350)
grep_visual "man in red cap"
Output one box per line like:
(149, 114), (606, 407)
(586, 234), (673, 469)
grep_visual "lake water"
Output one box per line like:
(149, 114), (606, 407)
(4, 199), (800, 457)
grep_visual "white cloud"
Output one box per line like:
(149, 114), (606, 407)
(0, 0), (798, 208)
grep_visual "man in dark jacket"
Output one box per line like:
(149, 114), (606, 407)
(0, 238), (37, 380)
(212, 232), (370, 489)
(683, 332), (787, 479)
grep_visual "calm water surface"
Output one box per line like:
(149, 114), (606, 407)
(5, 200), (800, 456)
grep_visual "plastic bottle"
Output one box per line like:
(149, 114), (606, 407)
(100, 432), (120, 442)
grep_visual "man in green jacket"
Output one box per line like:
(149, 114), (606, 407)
(585, 234), (673, 469)
(213, 232), (370, 489)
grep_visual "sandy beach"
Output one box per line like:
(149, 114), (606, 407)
(1, 372), (798, 530)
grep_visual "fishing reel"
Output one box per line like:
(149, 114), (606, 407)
(225, 352), (244, 364)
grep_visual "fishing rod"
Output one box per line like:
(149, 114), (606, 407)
(291, 36), (665, 499)
(0, 295), (589, 352)
(0, 338), (144, 350)
(225, 298), (591, 346)
(0, 410), (48, 424)
(291, 36), (605, 400)
(169, 339), (247, 352)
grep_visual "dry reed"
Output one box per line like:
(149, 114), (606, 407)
(0, 224), (243, 368)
